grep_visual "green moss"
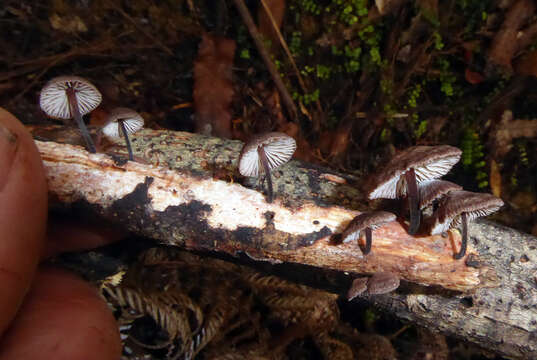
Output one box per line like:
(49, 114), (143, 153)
(461, 128), (489, 189)
(239, 49), (250, 59)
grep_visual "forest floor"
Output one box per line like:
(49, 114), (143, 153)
(1, 1), (536, 359)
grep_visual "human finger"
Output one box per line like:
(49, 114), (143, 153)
(0, 108), (48, 336)
(0, 267), (121, 360)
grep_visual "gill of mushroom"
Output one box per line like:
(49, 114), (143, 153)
(238, 132), (296, 203)
(430, 190), (504, 259)
(39, 76), (102, 153)
(341, 211), (396, 255)
(367, 145), (462, 235)
(101, 108), (145, 161)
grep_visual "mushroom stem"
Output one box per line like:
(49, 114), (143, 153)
(257, 145), (273, 203)
(66, 87), (96, 153)
(363, 227), (373, 255)
(405, 168), (420, 235)
(454, 212), (468, 259)
(119, 120), (134, 161)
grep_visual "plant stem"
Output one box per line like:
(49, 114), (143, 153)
(405, 168), (420, 235)
(454, 212), (468, 259)
(66, 87), (96, 153)
(363, 227), (372, 255)
(258, 146), (273, 203)
(120, 121), (134, 161)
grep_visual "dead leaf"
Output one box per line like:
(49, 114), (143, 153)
(49, 13), (88, 33)
(193, 34), (236, 138)
(465, 68), (485, 84)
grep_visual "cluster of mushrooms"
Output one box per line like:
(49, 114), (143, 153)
(39, 76), (144, 161)
(342, 145), (504, 260)
(38, 76), (503, 263)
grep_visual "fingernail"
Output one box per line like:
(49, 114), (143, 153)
(0, 122), (19, 191)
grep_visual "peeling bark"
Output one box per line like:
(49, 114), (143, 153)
(30, 125), (537, 359)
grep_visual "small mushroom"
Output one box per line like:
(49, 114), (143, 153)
(347, 272), (400, 300)
(368, 145), (462, 235)
(238, 132), (296, 203)
(347, 277), (368, 300)
(341, 211), (396, 255)
(102, 107), (144, 161)
(40, 76), (102, 153)
(419, 180), (462, 210)
(430, 190), (504, 259)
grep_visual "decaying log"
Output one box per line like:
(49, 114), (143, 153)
(31, 125), (537, 359)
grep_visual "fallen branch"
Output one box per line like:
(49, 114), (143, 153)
(31, 125), (537, 359)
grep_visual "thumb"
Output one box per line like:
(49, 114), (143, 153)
(0, 108), (48, 336)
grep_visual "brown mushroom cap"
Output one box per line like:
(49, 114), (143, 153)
(366, 272), (400, 295)
(341, 211), (397, 243)
(39, 76), (102, 119)
(418, 180), (463, 210)
(430, 190), (504, 235)
(102, 107), (145, 138)
(238, 132), (296, 177)
(368, 145), (462, 200)
(347, 277), (369, 300)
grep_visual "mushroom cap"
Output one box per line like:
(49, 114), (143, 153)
(102, 107), (145, 139)
(238, 132), (296, 177)
(341, 211), (397, 243)
(40, 75), (102, 119)
(430, 190), (504, 235)
(418, 180), (463, 210)
(347, 277), (368, 300)
(368, 145), (462, 200)
(366, 272), (400, 295)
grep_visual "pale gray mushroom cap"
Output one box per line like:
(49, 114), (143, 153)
(39, 76), (102, 119)
(368, 145), (462, 200)
(102, 107), (145, 139)
(430, 190), (504, 235)
(418, 180), (463, 210)
(238, 132), (297, 177)
(341, 211), (396, 243)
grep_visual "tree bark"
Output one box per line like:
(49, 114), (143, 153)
(31, 125), (537, 359)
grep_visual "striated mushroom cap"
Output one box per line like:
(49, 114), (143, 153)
(40, 76), (102, 119)
(102, 107), (145, 139)
(419, 180), (463, 210)
(238, 132), (296, 177)
(430, 190), (504, 235)
(368, 145), (462, 200)
(341, 211), (396, 243)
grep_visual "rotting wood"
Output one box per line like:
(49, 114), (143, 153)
(29, 125), (537, 359)
(31, 125), (489, 292)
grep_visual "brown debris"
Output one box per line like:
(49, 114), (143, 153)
(487, 0), (536, 72)
(491, 110), (537, 158)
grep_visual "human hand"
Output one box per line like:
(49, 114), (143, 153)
(0, 108), (121, 359)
